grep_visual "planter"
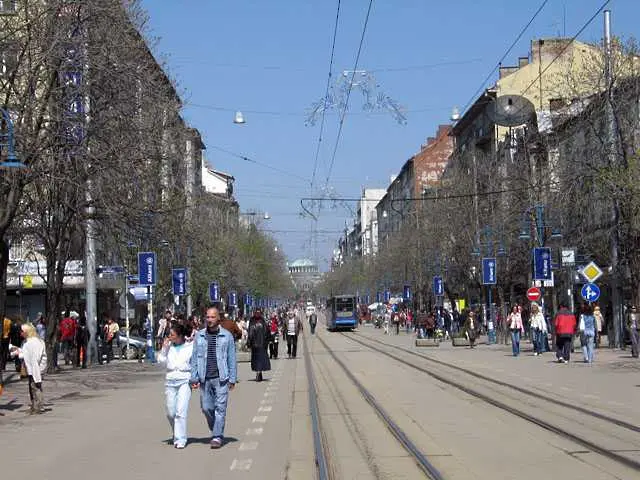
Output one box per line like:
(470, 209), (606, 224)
(415, 338), (439, 347)
(452, 336), (470, 347)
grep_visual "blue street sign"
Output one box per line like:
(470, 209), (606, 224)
(384, 289), (391, 302)
(365, 293), (371, 305)
(533, 247), (553, 281)
(96, 265), (125, 275)
(244, 293), (253, 307)
(403, 284), (412, 301)
(432, 276), (444, 296)
(137, 252), (156, 286)
(581, 283), (601, 302)
(376, 291), (382, 303)
(228, 291), (238, 307)
(482, 257), (497, 285)
(172, 268), (187, 296)
(209, 281), (220, 302)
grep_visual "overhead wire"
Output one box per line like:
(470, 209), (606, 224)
(323, 0), (374, 191)
(460, 0), (550, 115)
(310, 0), (342, 192)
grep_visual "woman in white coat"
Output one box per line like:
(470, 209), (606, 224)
(12, 323), (47, 414)
(157, 322), (193, 449)
(530, 302), (548, 356)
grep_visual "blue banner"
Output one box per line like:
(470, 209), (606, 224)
(137, 252), (156, 287)
(209, 281), (220, 302)
(384, 289), (391, 302)
(403, 284), (412, 301)
(244, 293), (253, 307)
(482, 258), (497, 285)
(365, 293), (371, 305)
(533, 247), (552, 281)
(433, 276), (444, 296)
(376, 291), (382, 303)
(172, 268), (187, 296)
(228, 291), (238, 307)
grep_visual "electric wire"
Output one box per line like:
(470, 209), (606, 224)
(323, 0), (374, 191)
(310, 0), (342, 192)
(460, 0), (550, 115)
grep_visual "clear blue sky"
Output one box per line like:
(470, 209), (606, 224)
(140, 0), (638, 270)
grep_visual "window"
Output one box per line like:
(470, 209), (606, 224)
(0, 0), (17, 14)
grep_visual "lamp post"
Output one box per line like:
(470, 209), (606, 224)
(0, 108), (26, 169)
(472, 226), (506, 344)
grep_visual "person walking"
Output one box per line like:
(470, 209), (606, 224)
(103, 317), (119, 363)
(554, 304), (577, 363)
(268, 314), (280, 359)
(35, 313), (46, 340)
(579, 304), (596, 363)
(529, 303), (547, 356)
(627, 306), (639, 358)
(11, 323), (47, 414)
(463, 311), (478, 348)
(59, 312), (76, 366)
(285, 310), (303, 358)
(75, 315), (89, 369)
(248, 310), (271, 382)
(158, 322), (194, 449)
(190, 306), (237, 449)
(593, 305), (604, 348)
(507, 305), (525, 356)
(309, 311), (317, 335)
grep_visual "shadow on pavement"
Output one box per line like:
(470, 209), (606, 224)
(0, 398), (23, 412)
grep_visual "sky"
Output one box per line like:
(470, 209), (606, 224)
(140, 0), (639, 270)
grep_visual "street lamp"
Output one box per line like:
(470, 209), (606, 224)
(0, 108), (26, 169)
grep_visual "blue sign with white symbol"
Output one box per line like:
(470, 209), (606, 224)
(533, 247), (553, 281)
(137, 252), (156, 286)
(384, 289), (391, 302)
(581, 283), (601, 302)
(376, 291), (382, 303)
(228, 291), (238, 307)
(403, 285), (412, 301)
(433, 276), (444, 296)
(172, 268), (187, 296)
(244, 293), (253, 307)
(365, 293), (370, 305)
(209, 281), (220, 302)
(482, 257), (497, 285)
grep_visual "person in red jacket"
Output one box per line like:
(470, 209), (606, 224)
(554, 304), (577, 363)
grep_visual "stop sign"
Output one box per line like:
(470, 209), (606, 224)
(526, 287), (542, 302)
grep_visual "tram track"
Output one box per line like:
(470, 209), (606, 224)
(302, 328), (444, 480)
(343, 331), (640, 474)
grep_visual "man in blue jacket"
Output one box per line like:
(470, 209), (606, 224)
(190, 306), (237, 449)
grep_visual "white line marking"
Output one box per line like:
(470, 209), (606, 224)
(264, 392), (276, 397)
(252, 416), (268, 423)
(260, 399), (272, 405)
(230, 459), (253, 471)
(246, 428), (263, 435)
(239, 441), (259, 451)
(258, 406), (272, 412)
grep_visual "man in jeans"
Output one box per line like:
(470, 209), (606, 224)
(190, 306), (237, 449)
(285, 310), (303, 358)
(554, 304), (576, 363)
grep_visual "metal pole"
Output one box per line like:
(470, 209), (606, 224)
(145, 285), (155, 362)
(124, 271), (130, 352)
(85, 204), (98, 365)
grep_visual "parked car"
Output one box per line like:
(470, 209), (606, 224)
(118, 329), (146, 360)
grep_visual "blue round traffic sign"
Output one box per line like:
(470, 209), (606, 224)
(581, 283), (600, 303)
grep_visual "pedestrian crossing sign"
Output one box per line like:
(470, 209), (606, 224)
(580, 261), (603, 283)
(23, 274), (33, 288)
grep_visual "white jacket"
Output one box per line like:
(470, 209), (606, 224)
(157, 342), (193, 384)
(18, 337), (47, 383)
(530, 312), (547, 332)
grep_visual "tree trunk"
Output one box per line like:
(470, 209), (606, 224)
(0, 237), (9, 320)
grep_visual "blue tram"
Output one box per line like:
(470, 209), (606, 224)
(326, 295), (358, 331)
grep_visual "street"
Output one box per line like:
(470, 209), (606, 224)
(2, 313), (639, 479)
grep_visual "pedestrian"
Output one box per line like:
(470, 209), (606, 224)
(35, 313), (46, 340)
(158, 322), (194, 449)
(103, 317), (119, 363)
(593, 306), (604, 348)
(285, 310), (303, 358)
(309, 312), (317, 335)
(248, 310), (271, 382)
(579, 304), (596, 363)
(554, 304), (577, 363)
(221, 313), (243, 342)
(463, 311), (478, 348)
(1, 316), (11, 375)
(268, 314), (280, 359)
(627, 306), (639, 358)
(59, 311), (76, 365)
(507, 305), (525, 356)
(11, 323), (47, 414)
(157, 310), (172, 350)
(190, 306), (237, 449)
(529, 303), (547, 356)
(75, 315), (89, 369)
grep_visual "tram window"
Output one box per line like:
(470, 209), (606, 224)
(335, 298), (354, 312)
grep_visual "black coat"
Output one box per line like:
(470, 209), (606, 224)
(248, 320), (271, 372)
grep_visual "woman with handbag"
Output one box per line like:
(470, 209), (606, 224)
(507, 305), (525, 356)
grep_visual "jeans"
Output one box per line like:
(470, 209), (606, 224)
(534, 329), (546, 354)
(287, 334), (298, 358)
(201, 377), (229, 439)
(582, 334), (595, 363)
(510, 329), (521, 356)
(165, 381), (191, 446)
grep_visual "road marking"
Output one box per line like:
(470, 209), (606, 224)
(258, 406), (272, 412)
(230, 459), (253, 471)
(260, 399), (272, 405)
(246, 427), (263, 435)
(264, 391), (276, 397)
(253, 415), (268, 423)
(239, 441), (259, 451)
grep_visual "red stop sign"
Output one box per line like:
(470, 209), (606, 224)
(526, 287), (542, 302)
